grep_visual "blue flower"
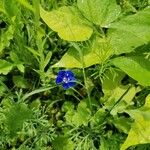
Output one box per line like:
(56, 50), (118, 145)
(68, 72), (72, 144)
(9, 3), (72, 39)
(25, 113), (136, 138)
(56, 70), (76, 89)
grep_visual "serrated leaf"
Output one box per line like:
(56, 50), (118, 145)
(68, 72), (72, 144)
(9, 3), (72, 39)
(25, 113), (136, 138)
(112, 56), (150, 86)
(53, 37), (112, 68)
(108, 7), (150, 54)
(40, 6), (93, 41)
(0, 25), (14, 55)
(52, 136), (74, 150)
(121, 94), (150, 150)
(77, 0), (121, 26)
(4, 103), (32, 137)
(72, 101), (91, 127)
(0, 59), (14, 75)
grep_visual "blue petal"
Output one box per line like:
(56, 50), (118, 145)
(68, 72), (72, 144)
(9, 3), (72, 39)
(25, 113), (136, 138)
(57, 70), (66, 78)
(68, 81), (76, 87)
(62, 83), (70, 89)
(65, 70), (75, 78)
(56, 76), (63, 84)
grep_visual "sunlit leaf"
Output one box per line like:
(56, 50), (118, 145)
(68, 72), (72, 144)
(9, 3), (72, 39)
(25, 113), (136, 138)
(77, 0), (121, 26)
(0, 59), (14, 75)
(0, 25), (14, 55)
(40, 6), (93, 41)
(53, 37), (112, 68)
(121, 94), (150, 150)
(102, 70), (136, 114)
(108, 7), (150, 54)
(112, 56), (150, 86)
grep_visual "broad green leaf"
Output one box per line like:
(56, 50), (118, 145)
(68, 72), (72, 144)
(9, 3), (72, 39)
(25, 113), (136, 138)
(102, 70), (136, 114)
(0, 59), (14, 75)
(40, 6), (93, 41)
(77, 0), (121, 26)
(108, 7), (150, 54)
(53, 37), (113, 68)
(112, 56), (150, 86)
(52, 136), (74, 150)
(121, 94), (150, 150)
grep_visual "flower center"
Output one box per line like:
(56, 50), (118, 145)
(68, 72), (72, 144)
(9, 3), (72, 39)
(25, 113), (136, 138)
(63, 77), (70, 83)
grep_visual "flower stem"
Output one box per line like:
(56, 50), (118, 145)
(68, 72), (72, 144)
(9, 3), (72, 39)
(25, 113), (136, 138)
(71, 42), (92, 111)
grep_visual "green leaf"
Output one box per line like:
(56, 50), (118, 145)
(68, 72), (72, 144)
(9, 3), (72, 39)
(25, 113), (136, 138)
(3, 0), (19, 17)
(102, 70), (136, 114)
(100, 134), (122, 150)
(0, 25), (14, 55)
(0, 0), (5, 13)
(16, 0), (34, 12)
(108, 7), (150, 54)
(112, 56), (150, 86)
(40, 6), (93, 41)
(77, 0), (121, 26)
(52, 136), (74, 150)
(4, 103), (32, 137)
(121, 94), (150, 150)
(53, 37), (112, 68)
(13, 76), (29, 89)
(112, 116), (132, 134)
(0, 59), (14, 75)
(72, 101), (91, 127)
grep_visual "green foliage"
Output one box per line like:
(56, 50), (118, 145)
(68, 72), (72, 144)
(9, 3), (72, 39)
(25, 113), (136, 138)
(112, 56), (150, 86)
(121, 94), (150, 150)
(53, 37), (112, 68)
(108, 7), (150, 54)
(77, 0), (121, 26)
(0, 0), (150, 149)
(40, 6), (93, 41)
(0, 59), (14, 75)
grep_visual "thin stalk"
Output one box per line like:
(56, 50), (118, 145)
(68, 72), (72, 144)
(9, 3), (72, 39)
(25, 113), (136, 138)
(71, 42), (92, 111)
(22, 86), (57, 101)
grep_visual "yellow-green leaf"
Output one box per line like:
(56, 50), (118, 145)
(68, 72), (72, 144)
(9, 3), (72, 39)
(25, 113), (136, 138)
(121, 94), (150, 150)
(112, 56), (150, 86)
(77, 0), (121, 26)
(108, 7), (150, 54)
(52, 37), (112, 68)
(40, 6), (93, 41)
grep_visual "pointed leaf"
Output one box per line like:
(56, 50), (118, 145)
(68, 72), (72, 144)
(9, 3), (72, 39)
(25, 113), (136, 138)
(112, 56), (150, 86)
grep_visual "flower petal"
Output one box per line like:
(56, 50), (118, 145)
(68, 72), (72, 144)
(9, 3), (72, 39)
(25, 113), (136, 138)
(57, 70), (66, 78)
(62, 83), (70, 89)
(65, 70), (75, 78)
(68, 81), (76, 87)
(56, 77), (63, 84)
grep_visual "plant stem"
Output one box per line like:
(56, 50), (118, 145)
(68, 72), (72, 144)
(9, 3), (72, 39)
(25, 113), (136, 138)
(71, 42), (92, 111)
